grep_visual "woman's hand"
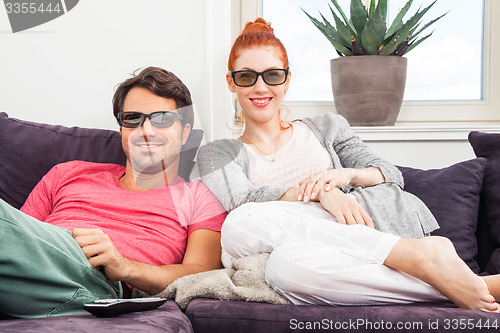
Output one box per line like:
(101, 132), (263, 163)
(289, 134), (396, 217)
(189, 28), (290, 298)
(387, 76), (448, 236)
(317, 187), (374, 228)
(298, 169), (354, 202)
(298, 167), (385, 202)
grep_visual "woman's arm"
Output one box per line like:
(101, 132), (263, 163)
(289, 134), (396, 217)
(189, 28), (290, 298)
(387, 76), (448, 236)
(302, 114), (403, 186)
(281, 184), (375, 227)
(331, 119), (402, 184)
(279, 187), (300, 201)
(298, 167), (385, 202)
(317, 187), (374, 228)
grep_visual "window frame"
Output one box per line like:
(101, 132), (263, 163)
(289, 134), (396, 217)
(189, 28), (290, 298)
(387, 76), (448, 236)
(231, 0), (500, 128)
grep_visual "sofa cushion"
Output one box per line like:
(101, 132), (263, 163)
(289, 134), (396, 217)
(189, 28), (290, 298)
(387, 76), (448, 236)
(469, 131), (500, 274)
(0, 302), (194, 333)
(0, 112), (202, 210)
(398, 158), (486, 273)
(185, 298), (500, 333)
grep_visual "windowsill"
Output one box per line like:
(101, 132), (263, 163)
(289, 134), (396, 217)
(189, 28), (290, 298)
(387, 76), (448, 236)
(352, 125), (500, 142)
(281, 99), (500, 142)
(283, 100), (500, 131)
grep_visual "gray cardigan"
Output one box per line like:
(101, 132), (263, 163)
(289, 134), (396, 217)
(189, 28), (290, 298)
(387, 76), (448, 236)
(197, 113), (438, 239)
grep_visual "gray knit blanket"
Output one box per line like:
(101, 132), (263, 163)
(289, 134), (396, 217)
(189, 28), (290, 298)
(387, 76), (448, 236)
(133, 253), (291, 309)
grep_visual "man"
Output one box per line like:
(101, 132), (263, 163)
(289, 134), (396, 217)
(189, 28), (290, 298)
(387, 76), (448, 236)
(0, 67), (226, 318)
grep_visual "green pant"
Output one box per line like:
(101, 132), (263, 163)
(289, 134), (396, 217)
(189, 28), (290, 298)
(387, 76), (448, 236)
(0, 199), (122, 318)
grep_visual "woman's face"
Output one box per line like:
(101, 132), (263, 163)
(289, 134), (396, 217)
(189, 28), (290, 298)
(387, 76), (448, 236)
(227, 46), (290, 126)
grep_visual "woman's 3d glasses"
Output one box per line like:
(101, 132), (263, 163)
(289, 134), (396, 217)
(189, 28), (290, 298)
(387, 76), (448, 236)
(229, 68), (289, 87)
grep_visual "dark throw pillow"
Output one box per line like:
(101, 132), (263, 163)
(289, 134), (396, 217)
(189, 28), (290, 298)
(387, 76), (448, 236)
(468, 131), (500, 274)
(0, 112), (202, 209)
(398, 157), (486, 273)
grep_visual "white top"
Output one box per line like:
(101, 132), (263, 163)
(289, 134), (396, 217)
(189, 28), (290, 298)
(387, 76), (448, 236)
(243, 121), (332, 188)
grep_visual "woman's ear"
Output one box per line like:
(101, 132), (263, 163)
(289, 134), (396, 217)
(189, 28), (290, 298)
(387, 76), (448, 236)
(226, 74), (236, 93)
(284, 71), (291, 93)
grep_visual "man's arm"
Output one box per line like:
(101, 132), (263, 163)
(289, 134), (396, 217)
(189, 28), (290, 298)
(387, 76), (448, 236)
(20, 164), (61, 220)
(72, 228), (222, 294)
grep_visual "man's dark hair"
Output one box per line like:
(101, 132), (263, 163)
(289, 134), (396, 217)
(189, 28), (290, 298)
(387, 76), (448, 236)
(113, 67), (194, 129)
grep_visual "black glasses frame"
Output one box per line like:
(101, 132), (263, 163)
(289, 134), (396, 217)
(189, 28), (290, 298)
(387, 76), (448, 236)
(229, 68), (290, 87)
(118, 111), (183, 128)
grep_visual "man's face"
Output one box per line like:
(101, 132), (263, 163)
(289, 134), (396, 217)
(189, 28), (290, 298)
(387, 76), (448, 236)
(120, 87), (190, 176)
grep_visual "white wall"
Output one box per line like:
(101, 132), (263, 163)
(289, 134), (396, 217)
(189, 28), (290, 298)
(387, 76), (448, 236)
(0, 0), (232, 140)
(361, 139), (477, 170)
(350, 126), (500, 169)
(1, 1), (498, 169)
(365, 141), (476, 169)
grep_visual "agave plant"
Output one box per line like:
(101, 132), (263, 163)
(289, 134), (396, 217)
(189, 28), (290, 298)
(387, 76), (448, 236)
(303, 0), (447, 56)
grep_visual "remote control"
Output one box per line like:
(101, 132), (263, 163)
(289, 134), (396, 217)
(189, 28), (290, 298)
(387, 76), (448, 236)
(83, 298), (167, 317)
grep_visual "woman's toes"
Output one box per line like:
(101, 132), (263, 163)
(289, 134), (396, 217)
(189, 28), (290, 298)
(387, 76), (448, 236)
(479, 301), (500, 312)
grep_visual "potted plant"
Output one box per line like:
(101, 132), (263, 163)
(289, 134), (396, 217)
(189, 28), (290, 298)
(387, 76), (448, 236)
(304, 0), (447, 126)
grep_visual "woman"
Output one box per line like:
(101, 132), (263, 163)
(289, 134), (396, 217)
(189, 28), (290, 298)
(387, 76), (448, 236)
(197, 18), (500, 311)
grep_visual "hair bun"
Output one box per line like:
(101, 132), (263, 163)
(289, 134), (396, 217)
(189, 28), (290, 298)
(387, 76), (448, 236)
(242, 18), (275, 35)
(228, 17), (288, 72)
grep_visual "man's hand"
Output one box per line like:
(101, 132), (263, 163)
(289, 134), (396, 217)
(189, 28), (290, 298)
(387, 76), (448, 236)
(73, 228), (222, 295)
(72, 228), (131, 281)
(318, 187), (374, 228)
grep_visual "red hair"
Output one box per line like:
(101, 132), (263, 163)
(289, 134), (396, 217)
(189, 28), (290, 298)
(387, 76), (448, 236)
(228, 18), (289, 71)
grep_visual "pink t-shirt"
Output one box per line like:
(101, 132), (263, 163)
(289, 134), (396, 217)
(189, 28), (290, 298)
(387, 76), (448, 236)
(21, 161), (227, 266)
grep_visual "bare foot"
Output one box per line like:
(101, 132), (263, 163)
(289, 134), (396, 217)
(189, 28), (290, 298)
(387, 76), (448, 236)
(385, 236), (500, 312)
(482, 275), (500, 303)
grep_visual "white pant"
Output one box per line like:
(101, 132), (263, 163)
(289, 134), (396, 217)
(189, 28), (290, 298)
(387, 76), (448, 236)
(221, 201), (447, 306)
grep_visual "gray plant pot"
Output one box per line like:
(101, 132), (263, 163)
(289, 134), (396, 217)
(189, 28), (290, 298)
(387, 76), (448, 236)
(330, 55), (407, 126)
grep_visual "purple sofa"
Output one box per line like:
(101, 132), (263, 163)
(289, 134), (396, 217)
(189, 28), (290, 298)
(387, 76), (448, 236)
(1, 111), (500, 332)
